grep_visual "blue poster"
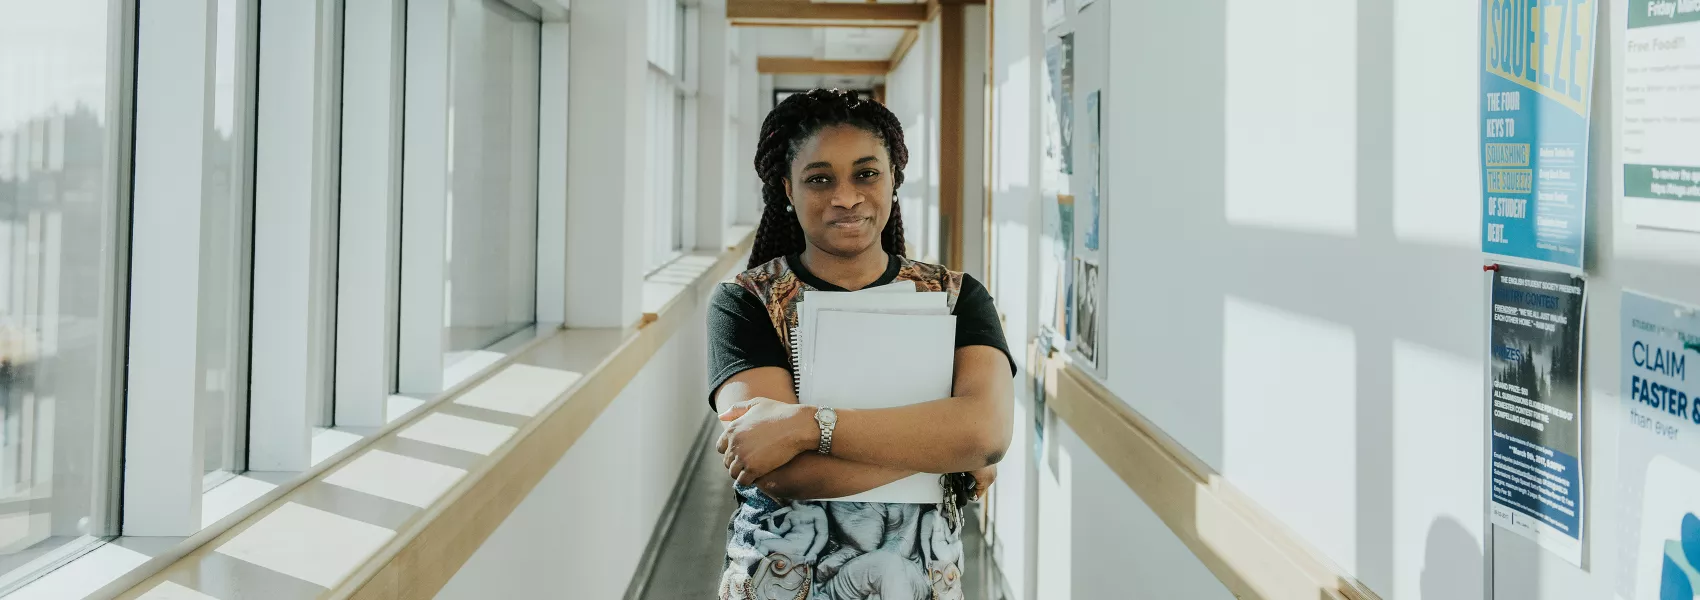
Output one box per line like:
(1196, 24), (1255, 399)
(1480, 0), (1599, 270)
(1616, 291), (1700, 600)
(1487, 265), (1587, 565)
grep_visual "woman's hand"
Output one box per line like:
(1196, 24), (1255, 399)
(968, 464), (996, 502)
(718, 397), (817, 486)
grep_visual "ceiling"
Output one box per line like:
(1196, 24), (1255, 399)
(738, 1), (923, 81)
(772, 74), (884, 91)
(752, 27), (906, 62)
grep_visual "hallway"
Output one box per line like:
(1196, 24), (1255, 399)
(631, 419), (1015, 600)
(5, 0), (1698, 599)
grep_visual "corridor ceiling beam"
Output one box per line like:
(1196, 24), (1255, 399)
(756, 57), (892, 76)
(727, 1), (928, 28)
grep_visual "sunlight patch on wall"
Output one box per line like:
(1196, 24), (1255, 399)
(1392, 0), (1479, 247)
(995, 56), (1032, 192)
(1222, 295), (1358, 574)
(1036, 440), (1073, 600)
(1392, 338), (1485, 600)
(1224, 0), (1358, 237)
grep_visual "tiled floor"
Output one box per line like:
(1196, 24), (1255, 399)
(635, 431), (1015, 600)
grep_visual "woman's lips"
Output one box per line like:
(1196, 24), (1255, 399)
(828, 217), (870, 229)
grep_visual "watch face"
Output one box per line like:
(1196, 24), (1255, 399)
(816, 408), (837, 425)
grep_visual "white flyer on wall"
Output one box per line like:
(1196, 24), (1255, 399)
(1615, 291), (1700, 600)
(1621, 0), (1700, 233)
(1043, 0), (1067, 30)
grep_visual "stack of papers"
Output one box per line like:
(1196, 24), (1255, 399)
(793, 283), (955, 503)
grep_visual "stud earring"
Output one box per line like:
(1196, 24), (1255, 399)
(785, 204), (794, 213)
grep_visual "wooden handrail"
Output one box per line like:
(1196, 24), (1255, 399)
(1040, 347), (1379, 600)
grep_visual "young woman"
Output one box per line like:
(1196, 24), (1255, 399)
(707, 89), (1015, 600)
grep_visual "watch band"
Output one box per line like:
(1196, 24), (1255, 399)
(814, 407), (837, 455)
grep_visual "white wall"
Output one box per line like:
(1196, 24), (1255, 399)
(986, 0), (1700, 599)
(884, 20), (938, 261)
(436, 304), (710, 599)
(960, 5), (988, 280)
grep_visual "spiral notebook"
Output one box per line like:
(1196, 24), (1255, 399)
(793, 289), (956, 504)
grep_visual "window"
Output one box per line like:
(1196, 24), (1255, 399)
(0, 0), (126, 588)
(388, 0), (545, 393)
(645, 0), (695, 273)
(200, 0), (256, 483)
(445, 0), (540, 363)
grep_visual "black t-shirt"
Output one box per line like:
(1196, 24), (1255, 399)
(706, 254), (1014, 409)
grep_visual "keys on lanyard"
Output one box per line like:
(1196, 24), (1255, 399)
(940, 474), (965, 530)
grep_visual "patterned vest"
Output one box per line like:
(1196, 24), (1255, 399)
(718, 255), (969, 600)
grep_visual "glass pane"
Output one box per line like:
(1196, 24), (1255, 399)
(445, 0), (538, 359)
(672, 91), (684, 252)
(0, 0), (120, 582)
(200, 0), (251, 478)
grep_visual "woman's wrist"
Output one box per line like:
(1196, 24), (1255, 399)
(792, 405), (822, 454)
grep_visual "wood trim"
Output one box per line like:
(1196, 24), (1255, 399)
(727, 1), (927, 27)
(938, 4), (965, 270)
(1041, 350), (1380, 600)
(731, 21), (917, 29)
(982, 0), (995, 289)
(756, 57), (891, 76)
(889, 28), (920, 70)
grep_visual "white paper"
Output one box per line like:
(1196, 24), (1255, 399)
(796, 291), (947, 400)
(1620, 3), (1700, 233)
(805, 311), (956, 504)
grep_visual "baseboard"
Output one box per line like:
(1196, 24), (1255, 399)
(622, 413), (720, 600)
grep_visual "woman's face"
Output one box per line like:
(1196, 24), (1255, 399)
(783, 124), (893, 259)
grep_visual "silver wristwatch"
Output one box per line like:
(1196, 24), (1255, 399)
(813, 407), (838, 455)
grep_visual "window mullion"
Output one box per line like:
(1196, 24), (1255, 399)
(123, 0), (219, 536)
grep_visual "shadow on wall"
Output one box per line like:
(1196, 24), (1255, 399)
(1420, 517), (1483, 600)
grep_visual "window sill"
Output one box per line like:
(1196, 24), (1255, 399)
(641, 228), (751, 319)
(53, 229), (755, 600)
(5, 334), (561, 600)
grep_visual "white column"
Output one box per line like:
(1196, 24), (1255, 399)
(398, 0), (452, 392)
(693, 0), (728, 250)
(565, 0), (647, 328)
(334, 0), (405, 427)
(124, 0), (216, 536)
(536, 23), (571, 325)
(736, 31), (762, 225)
(248, 0), (339, 470)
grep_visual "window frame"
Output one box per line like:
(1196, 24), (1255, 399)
(643, 0), (698, 276)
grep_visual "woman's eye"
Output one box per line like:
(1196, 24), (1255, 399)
(806, 175), (830, 185)
(857, 170), (880, 179)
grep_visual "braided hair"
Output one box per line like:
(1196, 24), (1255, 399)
(748, 88), (909, 269)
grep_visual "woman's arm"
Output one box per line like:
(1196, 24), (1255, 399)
(754, 453), (914, 500)
(718, 345), (1013, 484)
(828, 345), (1012, 472)
(715, 367), (918, 498)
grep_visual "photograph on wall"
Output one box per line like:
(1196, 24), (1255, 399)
(1619, 0), (1700, 234)
(1026, 192), (1067, 343)
(1043, 0), (1067, 30)
(1032, 344), (1048, 463)
(1073, 259), (1100, 367)
(1083, 90), (1102, 252)
(1479, 0), (1599, 270)
(1042, 33), (1074, 197)
(1487, 264), (1587, 566)
(1614, 291), (1700, 600)
(1058, 194), (1075, 346)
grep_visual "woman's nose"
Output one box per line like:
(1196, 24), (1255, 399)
(829, 183), (863, 209)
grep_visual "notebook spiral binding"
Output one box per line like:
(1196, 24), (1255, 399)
(789, 325), (803, 399)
